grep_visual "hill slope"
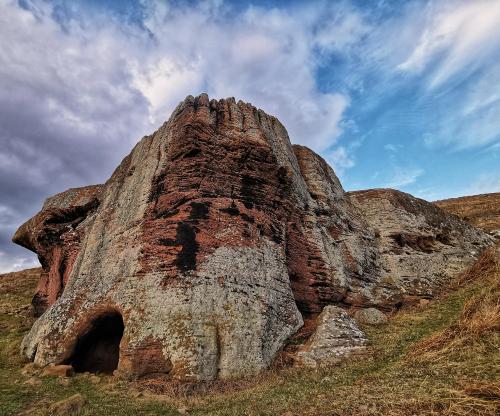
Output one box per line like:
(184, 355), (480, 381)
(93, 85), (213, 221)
(1, 245), (498, 415)
(435, 192), (500, 236)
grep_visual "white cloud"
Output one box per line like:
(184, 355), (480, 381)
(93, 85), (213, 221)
(0, 250), (39, 274)
(397, 0), (500, 89)
(383, 167), (425, 189)
(383, 143), (400, 153)
(325, 146), (355, 174)
(132, 2), (353, 151)
(375, 0), (500, 151)
(313, 6), (370, 53)
(466, 173), (500, 195)
(422, 60), (500, 150)
(420, 172), (500, 201)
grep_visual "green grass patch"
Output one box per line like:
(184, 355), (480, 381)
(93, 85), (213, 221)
(1, 260), (498, 415)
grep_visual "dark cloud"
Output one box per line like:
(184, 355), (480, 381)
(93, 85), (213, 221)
(0, 0), (152, 271)
(0, 0), (360, 272)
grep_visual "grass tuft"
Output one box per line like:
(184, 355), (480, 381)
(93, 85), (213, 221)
(1, 247), (499, 415)
(407, 245), (499, 361)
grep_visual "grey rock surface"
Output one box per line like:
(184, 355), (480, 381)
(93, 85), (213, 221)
(296, 306), (368, 367)
(354, 308), (388, 325)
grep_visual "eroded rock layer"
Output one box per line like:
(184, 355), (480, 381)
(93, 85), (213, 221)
(13, 185), (102, 316)
(14, 94), (493, 380)
(348, 189), (492, 307)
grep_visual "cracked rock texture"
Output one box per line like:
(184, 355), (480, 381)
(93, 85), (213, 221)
(296, 306), (367, 367)
(13, 94), (494, 380)
(348, 189), (493, 307)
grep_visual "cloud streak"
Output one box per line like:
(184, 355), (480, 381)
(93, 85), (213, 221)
(397, 0), (500, 89)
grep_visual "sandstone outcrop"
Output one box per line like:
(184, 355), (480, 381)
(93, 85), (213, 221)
(349, 189), (492, 306)
(296, 306), (367, 367)
(13, 186), (101, 316)
(13, 94), (494, 381)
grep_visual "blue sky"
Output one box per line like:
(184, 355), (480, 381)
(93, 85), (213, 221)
(1, 0), (500, 271)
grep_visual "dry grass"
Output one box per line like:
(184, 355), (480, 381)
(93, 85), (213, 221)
(462, 381), (500, 401)
(1, 250), (499, 415)
(408, 244), (499, 359)
(455, 245), (499, 286)
(435, 192), (500, 233)
(402, 244), (500, 416)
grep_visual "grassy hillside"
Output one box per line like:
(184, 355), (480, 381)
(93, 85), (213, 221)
(1, 245), (498, 416)
(435, 192), (500, 234)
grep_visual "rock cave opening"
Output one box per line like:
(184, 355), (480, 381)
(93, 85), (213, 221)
(66, 311), (124, 374)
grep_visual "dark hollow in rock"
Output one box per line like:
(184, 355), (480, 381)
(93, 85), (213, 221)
(15, 94), (494, 382)
(31, 292), (48, 318)
(66, 312), (124, 374)
(189, 201), (211, 220)
(175, 222), (199, 272)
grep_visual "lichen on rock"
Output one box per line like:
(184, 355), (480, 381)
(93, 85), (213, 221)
(13, 94), (494, 380)
(296, 306), (368, 367)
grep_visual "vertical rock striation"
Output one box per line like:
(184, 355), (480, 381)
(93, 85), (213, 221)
(13, 94), (494, 380)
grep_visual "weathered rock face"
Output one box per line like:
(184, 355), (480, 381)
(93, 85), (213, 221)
(296, 306), (368, 368)
(348, 189), (493, 307)
(13, 94), (494, 380)
(13, 186), (102, 316)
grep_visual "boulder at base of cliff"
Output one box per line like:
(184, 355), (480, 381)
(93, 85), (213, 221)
(296, 306), (368, 368)
(354, 308), (388, 325)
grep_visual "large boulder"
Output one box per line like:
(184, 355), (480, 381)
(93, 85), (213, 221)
(296, 306), (368, 367)
(13, 94), (493, 380)
(348, 189), (493, 308)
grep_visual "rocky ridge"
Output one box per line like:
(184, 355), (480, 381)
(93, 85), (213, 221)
(12, 94), (493, 381)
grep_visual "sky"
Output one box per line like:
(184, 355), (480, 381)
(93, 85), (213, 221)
(1, 0), (500, 272)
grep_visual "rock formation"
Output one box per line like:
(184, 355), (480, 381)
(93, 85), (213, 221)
(348, 189), (493, 306)
(13, 94), (494, 381)
(296, 306), (368, 368)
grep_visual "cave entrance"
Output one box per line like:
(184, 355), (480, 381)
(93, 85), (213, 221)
(68, 311), (124, 374)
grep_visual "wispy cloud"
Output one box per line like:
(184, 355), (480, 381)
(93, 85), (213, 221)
(397, 0), (500, 89)
(466, 173), (500, 195)
(391, 0), (500, 151)
(340, 0), (500, 153)
(0, 250), (39, 274)
(382, 167), (425, 189)
(325, 146), (355, 175)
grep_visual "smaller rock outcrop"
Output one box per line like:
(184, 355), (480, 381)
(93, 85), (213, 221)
(13, 185), (101, 316)
(348, 189), (493, 308)
(49, 394), (86, 415)
(354, 308), (387, 326)
(12, 94), (494, 381)
(42, 364), (74, 377)
(296, 306), (367, 367)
